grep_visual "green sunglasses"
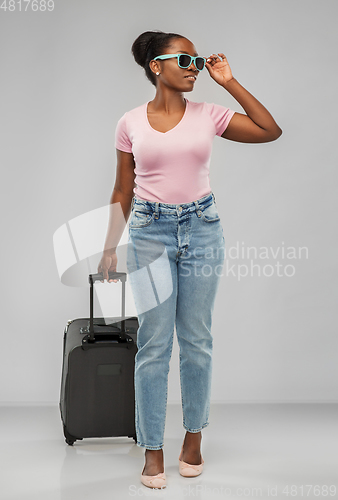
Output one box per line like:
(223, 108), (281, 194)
(153, 53), (206, 71)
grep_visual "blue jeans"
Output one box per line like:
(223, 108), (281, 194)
(126, 191), (225, 450)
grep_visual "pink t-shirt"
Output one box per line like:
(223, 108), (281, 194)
(115, 98), (235, 204)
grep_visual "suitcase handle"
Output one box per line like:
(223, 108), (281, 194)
(88, 272), (127, 342)
(89, 272), (127, 284)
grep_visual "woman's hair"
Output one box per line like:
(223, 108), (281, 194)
(131, 30), (185, 87)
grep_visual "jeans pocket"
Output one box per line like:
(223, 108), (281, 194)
(200, 202), (220, 223)
(129, 209), (155, 228)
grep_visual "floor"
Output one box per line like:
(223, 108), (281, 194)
(1, 403), (337, 500)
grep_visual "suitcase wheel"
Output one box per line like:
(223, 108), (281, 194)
(63, 424), (83, 446)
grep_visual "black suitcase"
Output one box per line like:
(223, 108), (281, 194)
(59, 271), (139, 446)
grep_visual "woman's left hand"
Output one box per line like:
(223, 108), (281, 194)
(204, 53), (234, 86)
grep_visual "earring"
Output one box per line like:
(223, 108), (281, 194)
(156, 72), (160, 75)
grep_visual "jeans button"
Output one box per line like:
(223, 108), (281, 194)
(178, 206), (182, 212)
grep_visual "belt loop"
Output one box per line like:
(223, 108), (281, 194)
(212, 192), (216, 203)
(194, 199), (201, 216)
(131, 196), (135, 210)
(154, 201), (159, 219)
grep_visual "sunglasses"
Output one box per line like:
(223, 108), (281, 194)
(153, 53), (206, 71)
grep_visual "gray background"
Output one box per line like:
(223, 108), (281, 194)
(0, 0), (337, 404)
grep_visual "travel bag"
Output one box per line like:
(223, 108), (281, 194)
(59, 271), (139, 445)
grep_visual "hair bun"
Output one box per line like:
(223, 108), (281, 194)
(131, 30), (163, 68)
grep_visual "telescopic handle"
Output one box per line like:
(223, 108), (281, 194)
(88, 272), (127, 341)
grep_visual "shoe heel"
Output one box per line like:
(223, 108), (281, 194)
(178, 445), (204, 477)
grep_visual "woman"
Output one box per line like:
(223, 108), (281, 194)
(98, 30), (282, 489)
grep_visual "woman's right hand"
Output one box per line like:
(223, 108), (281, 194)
(97, 251), (118, 283)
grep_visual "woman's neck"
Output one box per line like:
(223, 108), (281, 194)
(148, 90), (186, 115)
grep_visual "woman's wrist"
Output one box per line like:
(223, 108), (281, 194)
(221, 77), (236, 89)
(103, 247), (116, 256)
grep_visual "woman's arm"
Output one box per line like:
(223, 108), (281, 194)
(97, 149), (135, 282)
(102, 149), (136, 255)
(221, 78), (282, 143)
(205, 52), (282, 143)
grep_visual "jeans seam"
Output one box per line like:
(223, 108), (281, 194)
(159, 330), (174, 444)
(180, 348), (185, 428)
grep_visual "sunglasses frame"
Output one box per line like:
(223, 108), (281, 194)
(153, 53), (206, 71)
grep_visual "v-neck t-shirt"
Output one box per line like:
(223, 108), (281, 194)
(114, 98), (235, 204)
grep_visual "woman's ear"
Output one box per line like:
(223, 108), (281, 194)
(149, 60), (160, 76)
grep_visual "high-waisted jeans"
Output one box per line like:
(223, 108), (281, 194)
(126, 191), (225, 450)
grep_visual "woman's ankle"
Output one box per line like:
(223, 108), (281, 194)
(145, 448), (164, 462)
(183, 431), (202, 448)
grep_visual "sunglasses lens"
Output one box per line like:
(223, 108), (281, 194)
(178, 54), (192, 68)
(195, 57), (205, 70)
(178, 54), (205, 70)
